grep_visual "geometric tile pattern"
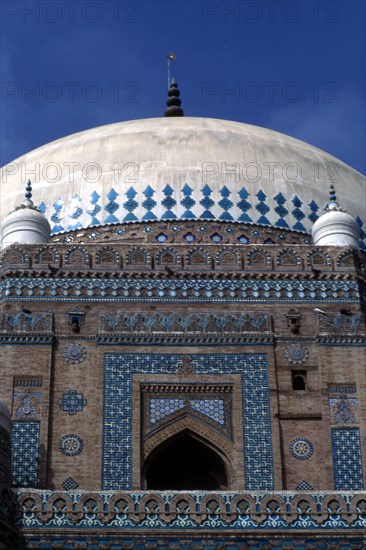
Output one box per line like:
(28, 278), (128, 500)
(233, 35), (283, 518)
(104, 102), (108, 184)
(11, 421), (40, 487)
(295, 480), (314, 490)
(103, 353), (273, 491)
(284, 343), (309, 365)
(62, 477), (79, 490)
(62, 343), (87, 364)
(59, 390), (87, 415)
(3, 277), (361, 304)
(12, 489), (366, 533)
(331, 428), (364, 490)
(45, 187), (366, 248)
(101, 312), (271, 333)
(149, 398), (225, 426)
(289, 437), (314, 460)
(59, 434), (84, 457)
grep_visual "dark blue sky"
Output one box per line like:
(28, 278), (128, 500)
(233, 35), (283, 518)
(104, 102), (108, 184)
(1, 0), (365, 173)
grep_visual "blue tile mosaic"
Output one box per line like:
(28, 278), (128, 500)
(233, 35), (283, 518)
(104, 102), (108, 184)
(308, 199), (319, 223)
(331, 428), (364, 490)
(14, 390), (42, 419)
(59, 434), (84, 456)
(149, 398), (225, 426)
(237, 186), (253, 222)
(329, 398), (358, 424)
(191, 398), (225, 425)
(87, 190), (101, 226)
(105, 188), (120, 223)
(59, 390), (87, 415)
(50, 197), (65, 234)
(255, 190), (270, 225)
(62, 477), (79, 490)
(11, 421), (39, 487)
(200, 184), (215, 219)
(41, 183), (366, 249)
(161, 184), (177, 219)
(292, 196), (306, 232)
(296, 480), (313, 490)
(150, 398), (184, 424)
(123, 187), (138, 222)
(181, 183), (196, 218)
(1, 277), (361, 304)
(210, 232), (222, 243)
(289, 437), (314, 460)
(142, 185), (157, 221)
(103, 353), (273, 491)
(12, 487), (366, 535)
(68, 194), (83, 230)
(219, 186), (234, 221)
(274, 192), (289, 228)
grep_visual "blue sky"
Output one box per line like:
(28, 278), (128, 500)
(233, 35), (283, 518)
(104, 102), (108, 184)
(1, 0), (365, 173)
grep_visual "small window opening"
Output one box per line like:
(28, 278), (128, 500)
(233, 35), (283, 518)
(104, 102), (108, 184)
(292, 370), (307, 391)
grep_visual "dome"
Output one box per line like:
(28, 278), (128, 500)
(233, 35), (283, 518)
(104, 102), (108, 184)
(1, 117), (365, 244)
(311, 196), (360, 248)
(1, 205), (51, 248)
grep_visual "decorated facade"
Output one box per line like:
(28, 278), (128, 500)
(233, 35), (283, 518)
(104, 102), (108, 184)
(0, 84), (365, 548)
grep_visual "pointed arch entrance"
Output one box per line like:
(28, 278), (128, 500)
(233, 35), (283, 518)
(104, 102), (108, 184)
(143, 430), (229, 490)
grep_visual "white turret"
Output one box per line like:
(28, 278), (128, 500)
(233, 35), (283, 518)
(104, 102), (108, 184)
(312, 185), (360, 249)
(0, 180), (51, 249)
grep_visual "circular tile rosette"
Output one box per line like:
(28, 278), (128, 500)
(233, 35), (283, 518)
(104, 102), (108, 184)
(284, 343), (309, 365)
(59, 434), (84, 456)
(62, 343), (87, 364)
(289, 437), (314, 460)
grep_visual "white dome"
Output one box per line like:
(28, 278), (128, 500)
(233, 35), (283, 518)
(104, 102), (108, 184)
(1, 205), (51, 248)
(1, 117), (365, 244)
(311, 204), (360, 248)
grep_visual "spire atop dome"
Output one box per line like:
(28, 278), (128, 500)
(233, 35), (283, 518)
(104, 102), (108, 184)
(164, 78), (184, 117)
(325, 184), (344, 212)
(23, 179), (35, 208)
(13, 179), (39, 212)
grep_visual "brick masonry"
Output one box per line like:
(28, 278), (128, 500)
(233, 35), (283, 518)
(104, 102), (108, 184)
(0, 221), (365, 547)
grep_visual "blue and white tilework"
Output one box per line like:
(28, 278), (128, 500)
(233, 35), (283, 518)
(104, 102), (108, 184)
(2, 277), (361, 304)
(59, 434), (84, 456)
(296, 480), (313, 491)
(62, 477), (79, 490)
(289, 437), (314, 461)
(329, 398), (358, 425)
(12, 488), (366, 535)
(62, 343), (87, 364)
(11, 421), (40, 487)
(149, 398), (225, 426)
(328, 385), (358, 426)
(103, 353), (273, 491)
(14, 390), (42, 419)
(43, 186), (366, 249)
(59, 390), (87, 415)
(331, 428), (364, 490)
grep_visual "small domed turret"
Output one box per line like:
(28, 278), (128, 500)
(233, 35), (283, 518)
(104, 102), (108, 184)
(1, 180), (51, 249)
(312, 185), (360, 249)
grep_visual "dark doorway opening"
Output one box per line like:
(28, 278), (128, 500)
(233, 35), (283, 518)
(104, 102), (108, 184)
(144, 432), (228, 490)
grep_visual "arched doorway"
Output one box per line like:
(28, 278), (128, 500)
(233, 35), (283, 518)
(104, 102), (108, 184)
(144, 431), (229, 490)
